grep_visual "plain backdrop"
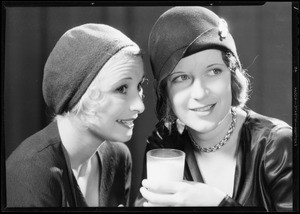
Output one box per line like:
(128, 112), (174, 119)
(2, 2), (294, 207)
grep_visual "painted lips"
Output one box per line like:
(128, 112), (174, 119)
(190, 104), (216, 112)
(117, 119), (135, 129)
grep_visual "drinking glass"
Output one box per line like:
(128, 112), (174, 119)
(146, 148), (185, 182)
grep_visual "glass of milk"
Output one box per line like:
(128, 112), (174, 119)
(146, 149), (185, 182)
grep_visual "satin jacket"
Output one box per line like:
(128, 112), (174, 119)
(135, 109), (293, 211)
(6, 121), (132, 207)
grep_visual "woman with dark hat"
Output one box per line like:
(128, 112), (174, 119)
(135, 6), (292, 211)
(6, 23), (145, 207)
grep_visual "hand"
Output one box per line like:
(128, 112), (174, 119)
(140, 179), (226, 207)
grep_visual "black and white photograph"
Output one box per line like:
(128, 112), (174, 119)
(1, 1), (298, 212)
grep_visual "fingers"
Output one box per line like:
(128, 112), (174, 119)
(143, 201), (165, 207)
(140, 186), (177, 206)
(141, 179), (181, 194)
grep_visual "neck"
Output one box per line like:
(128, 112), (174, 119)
(57, 116), (104, 172)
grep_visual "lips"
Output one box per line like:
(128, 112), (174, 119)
(117, 119), (135, 129)
(190, 104), (216, 112)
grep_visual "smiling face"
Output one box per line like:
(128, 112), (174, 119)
(76, 49), (145, 143)
(167, 49), (232, 134)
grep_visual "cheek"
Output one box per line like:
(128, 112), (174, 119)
(169, 89), (189, 113)
(95, 97), (124, 122)
(209, 77), (232, 98)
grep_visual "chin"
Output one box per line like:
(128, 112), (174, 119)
(113, 134), (133, 143)
(188, 119), (216, 133)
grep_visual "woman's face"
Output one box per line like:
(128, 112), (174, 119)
(88, 56), (145, 143)
(167, 49), (232, 134)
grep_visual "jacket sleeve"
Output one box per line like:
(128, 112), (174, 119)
(263, 126), (293, 211)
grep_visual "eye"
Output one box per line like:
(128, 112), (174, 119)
(207, 68), (223, 76)
(116, 85), (128, 94)
(172, 74), (190, 83)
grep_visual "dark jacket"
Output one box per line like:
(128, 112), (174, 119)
(135, 109), (293, 211)
(6, 121), (132, 207)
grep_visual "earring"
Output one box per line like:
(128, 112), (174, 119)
(163, 108), (176, 132)
(176, 118), (185, 134)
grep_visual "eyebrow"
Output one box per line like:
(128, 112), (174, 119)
(170, 63), (226, 76)
(120, 77), (132, 80)
(169, 71), (185, 77)
(206, 63), (226, 68)
(112, 74), (145, 86)
(110, 77), (132, 86)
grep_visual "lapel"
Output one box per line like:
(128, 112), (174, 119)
(61, 141), (88, 207)
(43, 121), (87, 207)
(97, 141), (116, 206)
(181, 121), (246, 200)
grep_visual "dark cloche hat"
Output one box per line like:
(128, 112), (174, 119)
(149, 6), (239, 81)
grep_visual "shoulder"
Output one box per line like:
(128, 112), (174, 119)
(99, 141), (132, 163)
(6, 122), (65, 179)
(7, 122), (61, 159)
(244, 109), (292, 140)
(243, 109), (292, 157)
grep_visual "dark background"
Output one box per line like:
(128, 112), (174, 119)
(2, 2), (294, 207)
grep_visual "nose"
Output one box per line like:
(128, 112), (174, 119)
(190, 78), (208, 100)
(130, 92), (145, 114)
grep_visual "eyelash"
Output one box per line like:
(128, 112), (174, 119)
(172, 74), (189, 82)
(208, 68), (223, 76)
(172, 68), (223, 82)
(115, 81), (145, 95)
(116, 85), (128, 94)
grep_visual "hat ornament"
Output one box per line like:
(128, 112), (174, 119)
(218, 18), (228, 41)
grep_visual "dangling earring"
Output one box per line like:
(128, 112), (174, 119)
(176, 118), (185, 134)
(163, 104), (177, 131)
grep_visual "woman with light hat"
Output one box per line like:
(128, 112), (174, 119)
(136, 6), (292, 211)
(6, 23), (145, 207)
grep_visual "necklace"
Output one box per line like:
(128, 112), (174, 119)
(188, 108), (237, 153)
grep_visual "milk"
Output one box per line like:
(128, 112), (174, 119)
(146, 149), (185, 181)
